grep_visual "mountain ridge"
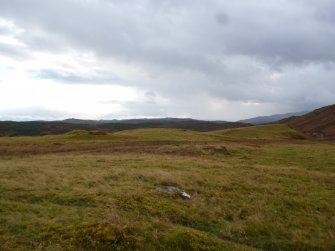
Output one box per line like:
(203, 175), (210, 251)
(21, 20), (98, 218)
(239, 111), (309, 124)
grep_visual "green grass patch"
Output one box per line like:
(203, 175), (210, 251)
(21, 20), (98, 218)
(211, 124), (306, 140)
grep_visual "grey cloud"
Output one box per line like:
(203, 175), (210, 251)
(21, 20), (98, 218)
(314, 0), (335, 23)
(0, 0), (334, 119)
(215, 12), (229, 25)
(2, 0), (335, 65)
(0, 26), (11, 35)
(33, 69), (124, 85)
(35, 69), (89, 83)
(145, 91), (156, 98)
(0, 43), (28, 58)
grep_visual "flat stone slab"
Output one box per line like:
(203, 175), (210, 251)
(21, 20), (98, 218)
(157, 185), (191, 199)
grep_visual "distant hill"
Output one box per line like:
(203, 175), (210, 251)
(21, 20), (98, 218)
(239, 111), (309, 125)
(281, 104), (335, 139)
(62, 119), (112, 125)
(0, 118), (250, 136)
(0, 121), (95, 137)
(62, 118), (205, 125)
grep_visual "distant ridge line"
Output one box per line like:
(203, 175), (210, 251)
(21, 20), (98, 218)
(239, 111), (310, 125)
(0, 118), (250, 136)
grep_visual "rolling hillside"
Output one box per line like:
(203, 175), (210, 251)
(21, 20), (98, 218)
(211, 124), (306, 140)
(282, 104), (335, 139)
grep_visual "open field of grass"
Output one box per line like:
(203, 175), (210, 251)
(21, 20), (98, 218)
(0, 125), (334, 250)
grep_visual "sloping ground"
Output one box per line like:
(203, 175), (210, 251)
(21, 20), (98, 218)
(210, 124), (306, 140)
(282, 104), (335, 139)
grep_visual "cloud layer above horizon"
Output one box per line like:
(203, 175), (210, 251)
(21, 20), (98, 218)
(0, 0), (335, 121)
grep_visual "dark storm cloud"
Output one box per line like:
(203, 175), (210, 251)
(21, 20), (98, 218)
(0, 0), (334, 119)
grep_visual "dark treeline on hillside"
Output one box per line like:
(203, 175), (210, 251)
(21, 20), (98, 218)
(0, 119), (250, 136)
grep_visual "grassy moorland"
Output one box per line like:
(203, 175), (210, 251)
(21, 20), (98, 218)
(0, 124), (334, 250)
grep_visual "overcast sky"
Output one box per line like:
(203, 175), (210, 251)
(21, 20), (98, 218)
(0, 0), (334, 121)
